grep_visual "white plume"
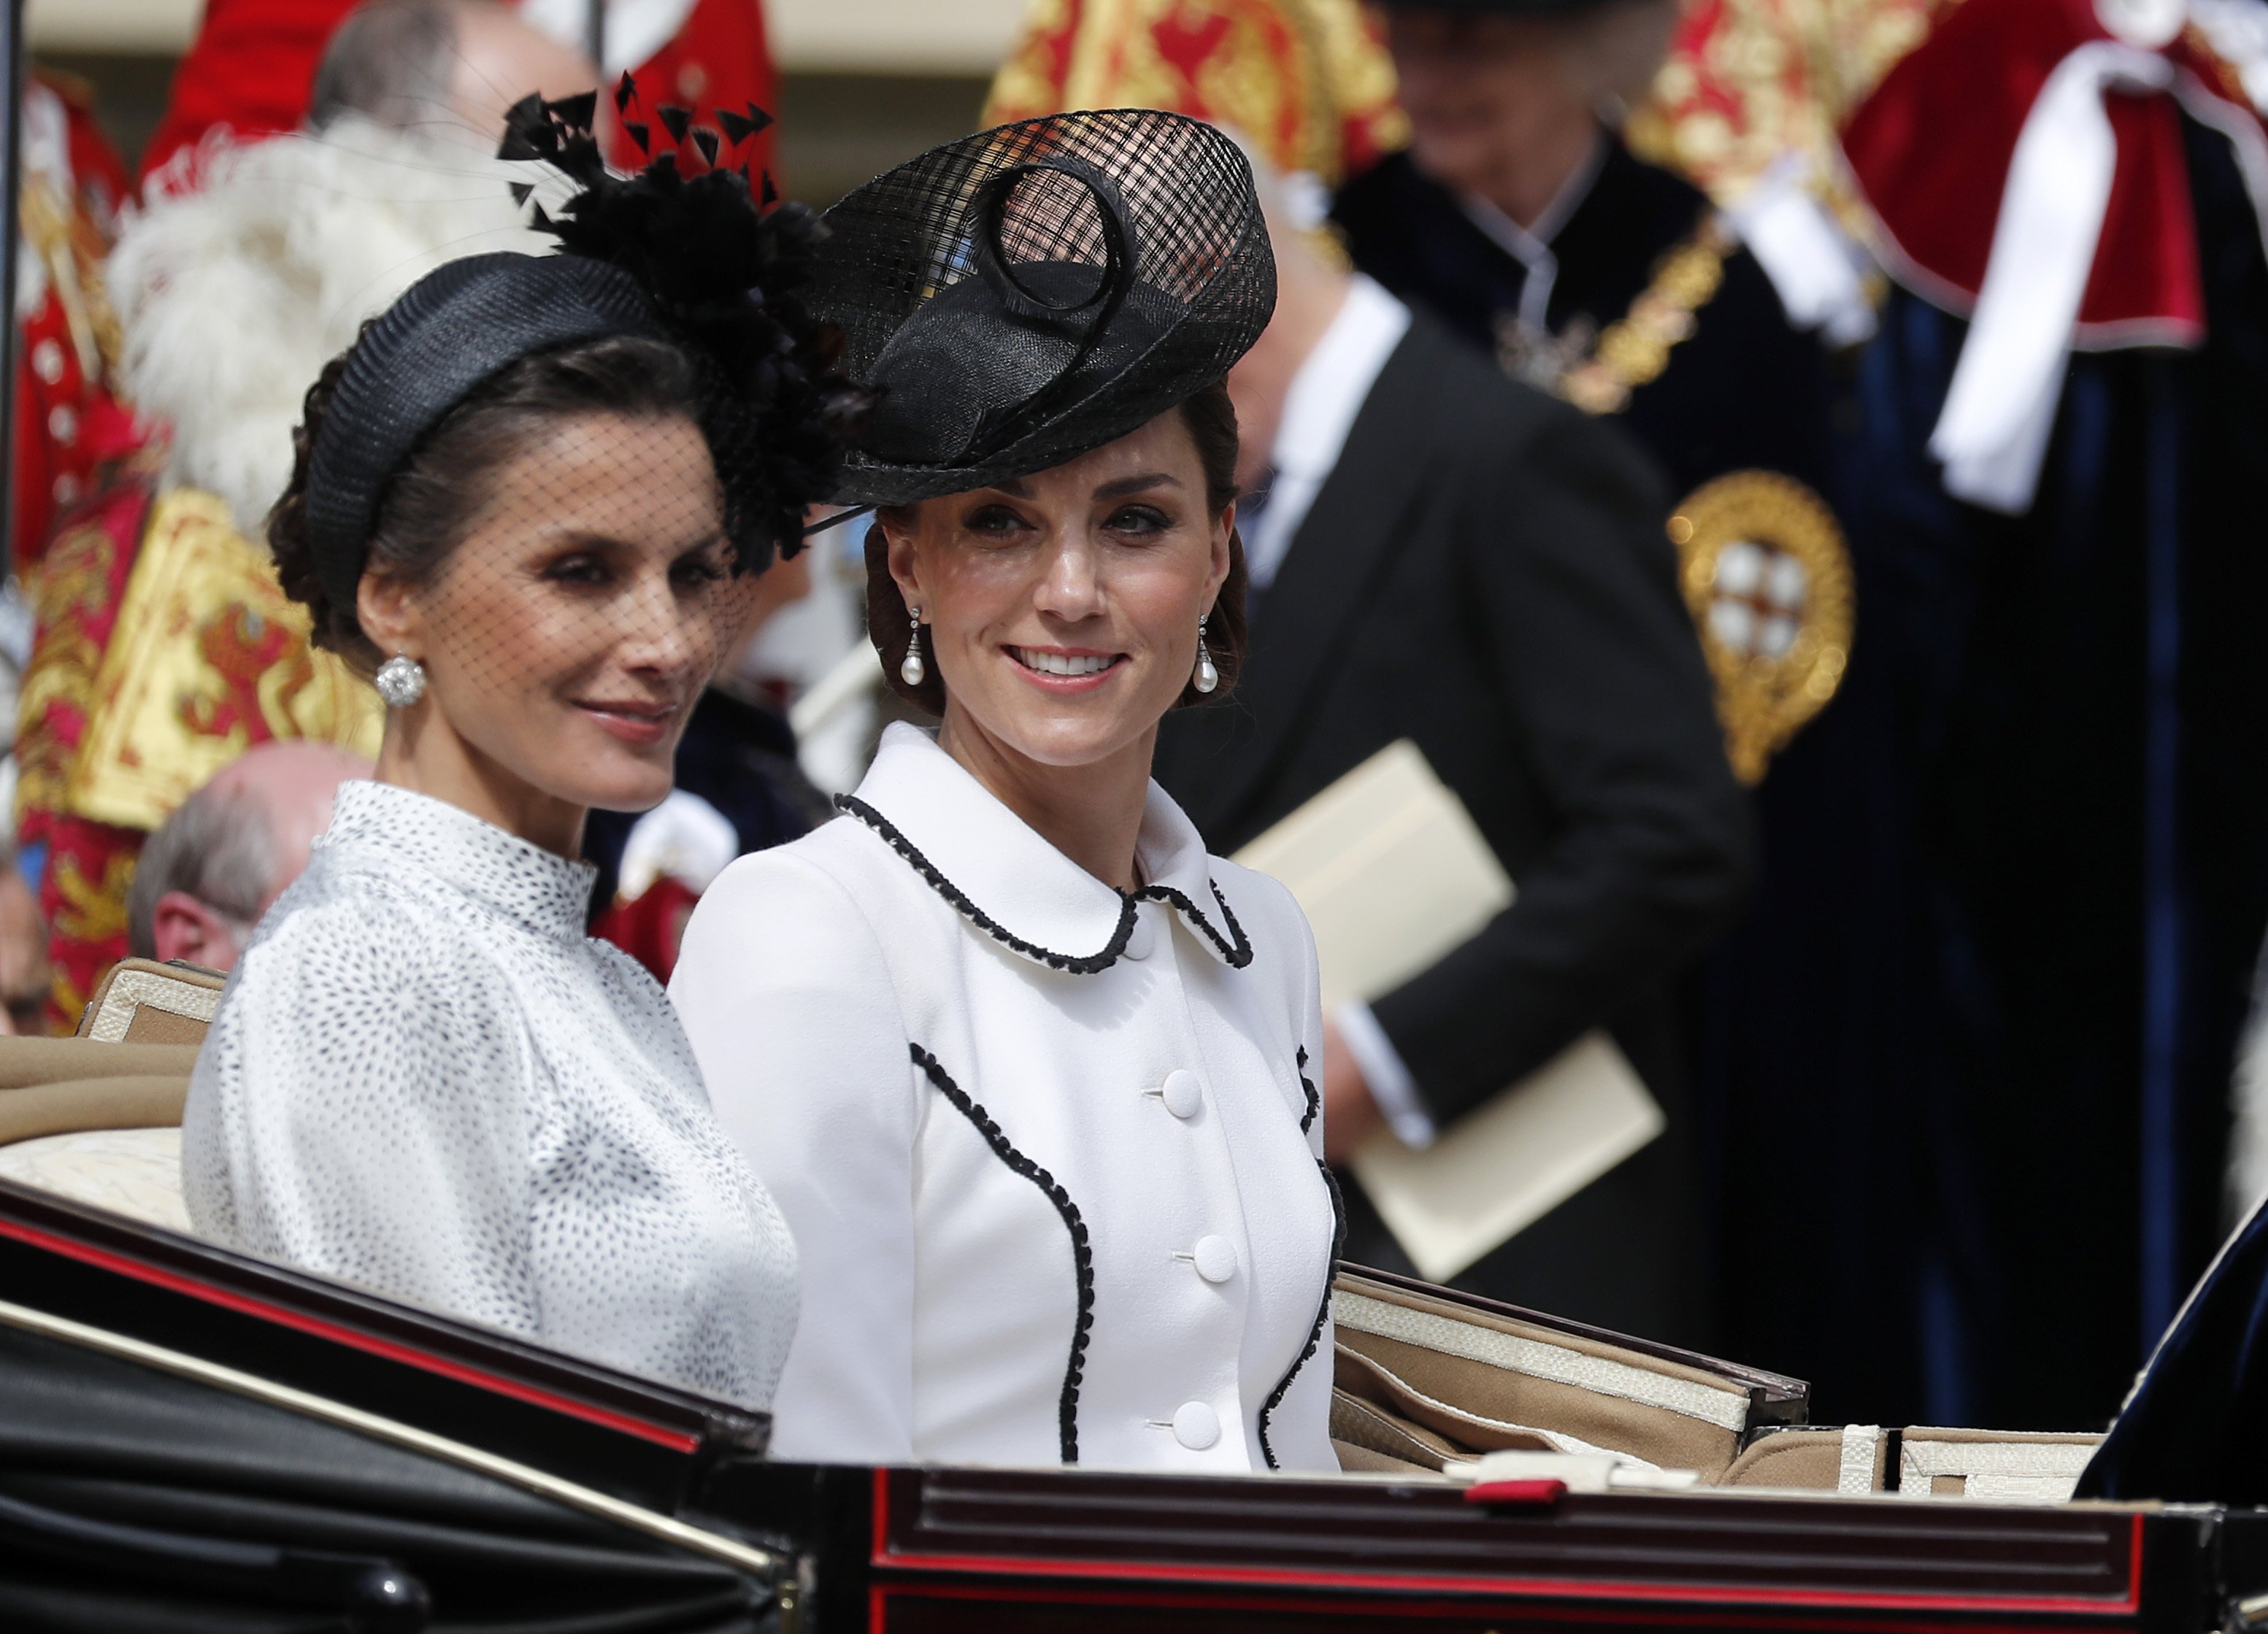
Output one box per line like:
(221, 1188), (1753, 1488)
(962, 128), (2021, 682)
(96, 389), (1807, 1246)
(109, 117), (563, 543)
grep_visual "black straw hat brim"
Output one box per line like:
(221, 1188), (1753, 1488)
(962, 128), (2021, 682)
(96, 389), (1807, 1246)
(810, 108), (1275, 507)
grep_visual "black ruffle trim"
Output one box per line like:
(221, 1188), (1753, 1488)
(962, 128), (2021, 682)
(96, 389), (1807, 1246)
(838, 794), (1253, 971)
(911, 1042), (1093, 1464)
(1259, 1158), (1346, 1471)
(1296, 1044), (1320, 1136)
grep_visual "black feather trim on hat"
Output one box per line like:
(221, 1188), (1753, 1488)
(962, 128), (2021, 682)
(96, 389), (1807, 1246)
(495, 92), (873, 571)
(304, 90), (869, 616)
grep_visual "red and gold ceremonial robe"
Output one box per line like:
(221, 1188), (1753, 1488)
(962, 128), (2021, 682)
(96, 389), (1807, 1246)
(16, 484), (381, 1029)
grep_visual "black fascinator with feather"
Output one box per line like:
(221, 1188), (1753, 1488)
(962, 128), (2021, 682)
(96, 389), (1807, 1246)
(301, 86), (867, 614)
(498, 89), (871, 567)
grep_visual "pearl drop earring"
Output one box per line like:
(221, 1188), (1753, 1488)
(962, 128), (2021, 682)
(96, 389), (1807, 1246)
(1193, 613), (1218, 694)
(901, 607), (926, 687)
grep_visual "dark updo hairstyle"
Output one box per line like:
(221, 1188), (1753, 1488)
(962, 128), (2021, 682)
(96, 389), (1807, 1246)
(865, 379), (1249, 717)
(270, 329), (707, 677)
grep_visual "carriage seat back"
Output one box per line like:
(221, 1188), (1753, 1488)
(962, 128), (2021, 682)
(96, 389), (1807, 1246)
(1328, 1269), (1773, 1481)
(74, 957), (225, 1046)
(1718, 1424), (2101, 1501)
(0, 983), (206, 1230)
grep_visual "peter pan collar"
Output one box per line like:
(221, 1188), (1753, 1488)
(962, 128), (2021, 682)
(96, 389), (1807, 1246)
(837, 722), (1252, 974)
(321, 779), (597, 941)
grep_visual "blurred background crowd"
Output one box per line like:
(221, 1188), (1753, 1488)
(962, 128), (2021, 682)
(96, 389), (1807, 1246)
(7, 0), (2268, 1437)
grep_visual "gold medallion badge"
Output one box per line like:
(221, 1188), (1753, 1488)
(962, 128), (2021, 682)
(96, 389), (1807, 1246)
(1669, 471), (1853, 784)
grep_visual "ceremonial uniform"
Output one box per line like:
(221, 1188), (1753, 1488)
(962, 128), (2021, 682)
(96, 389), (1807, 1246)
(984, 0), (1405, 190)
(142, 0), (781, 185)
(1334, 136), (1836, 505)
(16, 485), (380, 1028)
(1823, 0), (2268, 1427)
(14, 72), (135, 567)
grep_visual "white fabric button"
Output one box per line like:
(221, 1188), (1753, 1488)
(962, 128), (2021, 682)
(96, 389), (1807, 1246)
(1172, 1400), (1221, 1450)
(1122, 912), (1156, 960)
(1191, 1234), (1237, 1283)
(31, 339), (64, 385)
(1159, 1069), (1202, 1119)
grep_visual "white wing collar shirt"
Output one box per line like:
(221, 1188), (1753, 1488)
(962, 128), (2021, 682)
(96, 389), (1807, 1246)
(670, 724), (1341, 1471)
(183, 779), (799, 1409)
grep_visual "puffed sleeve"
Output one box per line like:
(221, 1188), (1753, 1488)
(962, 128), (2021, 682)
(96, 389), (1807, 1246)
(670, 845), (921, 1464)
(182, 894), (541, 1334)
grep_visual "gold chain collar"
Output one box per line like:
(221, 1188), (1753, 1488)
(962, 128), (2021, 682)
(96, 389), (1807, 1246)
(1493, 212), (1734, 416)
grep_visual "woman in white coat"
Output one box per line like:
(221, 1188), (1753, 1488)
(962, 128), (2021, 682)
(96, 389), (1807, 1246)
(670, 110), (1340, 1471)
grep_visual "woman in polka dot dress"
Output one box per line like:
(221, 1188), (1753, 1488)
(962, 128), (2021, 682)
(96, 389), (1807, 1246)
(181, 97), (864, 1410)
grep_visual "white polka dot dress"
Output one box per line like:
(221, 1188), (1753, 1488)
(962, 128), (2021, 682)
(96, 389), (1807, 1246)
(183, 779), (799, 1408)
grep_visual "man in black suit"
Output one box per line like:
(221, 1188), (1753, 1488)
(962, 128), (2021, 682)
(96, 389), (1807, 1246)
(1153, 171), (1750, 1346)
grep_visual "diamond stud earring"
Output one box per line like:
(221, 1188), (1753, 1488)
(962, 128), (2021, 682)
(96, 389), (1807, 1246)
(901, 607), (926, 687)
(374, 652), (427, 709)
(1193, 613), (1218, 694)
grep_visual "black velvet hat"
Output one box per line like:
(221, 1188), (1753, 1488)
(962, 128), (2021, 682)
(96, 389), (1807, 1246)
(810, 108), (1275, 506)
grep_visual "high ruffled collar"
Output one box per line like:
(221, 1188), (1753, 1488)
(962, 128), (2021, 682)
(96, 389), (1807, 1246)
(319, 779), (597, 941)
(836, 723), (1250, 974)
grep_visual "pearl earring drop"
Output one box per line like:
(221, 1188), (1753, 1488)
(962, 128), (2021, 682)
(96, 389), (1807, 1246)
(901, 607), (926, 687)
(1193, 613), (1218, 694)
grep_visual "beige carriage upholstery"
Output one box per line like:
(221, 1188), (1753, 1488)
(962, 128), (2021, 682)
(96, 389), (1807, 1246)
(73, 957), (226, 1047)
(1326, 1268), (2102, 1500)
(1717, 1425), (2102, 1501)
(1329, 1268), (1769, 1480)
(0, 968), (212, 1229)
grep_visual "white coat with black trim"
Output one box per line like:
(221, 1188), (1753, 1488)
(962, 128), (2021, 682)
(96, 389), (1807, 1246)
(670, 722), (1340, 1472)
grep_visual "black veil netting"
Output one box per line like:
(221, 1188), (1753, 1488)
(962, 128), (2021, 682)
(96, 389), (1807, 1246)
(810, 107), (1276, 507)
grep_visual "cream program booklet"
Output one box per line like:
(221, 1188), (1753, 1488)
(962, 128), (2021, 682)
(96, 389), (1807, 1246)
(1232, 739), (1664, 1282)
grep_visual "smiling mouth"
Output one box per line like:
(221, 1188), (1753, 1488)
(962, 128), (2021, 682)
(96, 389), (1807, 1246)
(1009, 647), (1123, 678)
(575, 699), (681, 743)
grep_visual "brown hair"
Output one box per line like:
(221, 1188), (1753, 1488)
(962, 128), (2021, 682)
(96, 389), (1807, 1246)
(864, 379), (1249, 716)
(270, 329), (707, 677)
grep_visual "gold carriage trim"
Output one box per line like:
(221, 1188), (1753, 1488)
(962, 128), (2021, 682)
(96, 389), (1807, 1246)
(1668, 471), (1852, 785)
(1550, 214), (1733, 417)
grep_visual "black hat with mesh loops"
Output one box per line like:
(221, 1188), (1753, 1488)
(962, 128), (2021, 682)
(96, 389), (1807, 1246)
(812, 108), (1275, 506)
